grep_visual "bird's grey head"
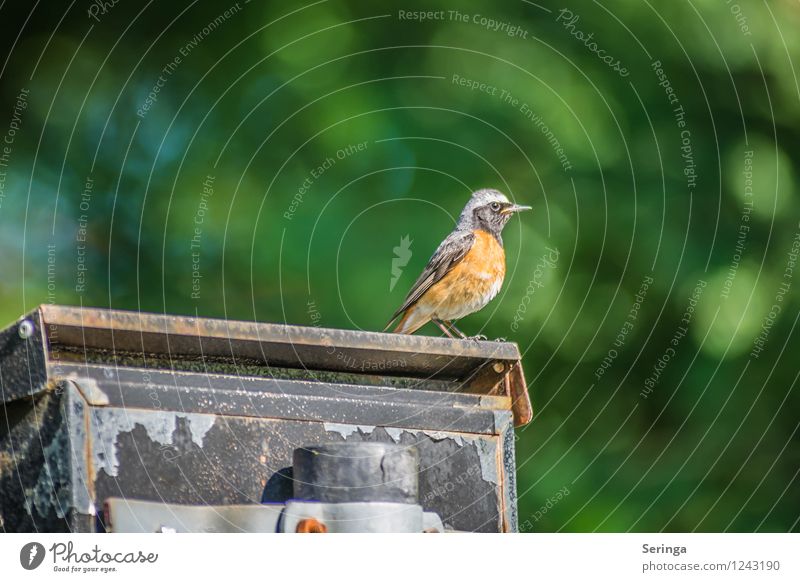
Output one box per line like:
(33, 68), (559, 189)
(456, 188), (531, 241)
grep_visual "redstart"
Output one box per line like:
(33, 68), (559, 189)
(385, 189), (531, 338)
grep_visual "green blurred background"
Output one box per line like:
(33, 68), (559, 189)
(0, 0), (797, 531)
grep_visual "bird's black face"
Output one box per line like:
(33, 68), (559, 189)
(473, 200), (531, 235)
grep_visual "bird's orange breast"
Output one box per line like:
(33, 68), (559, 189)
(419, 230), (506, 319)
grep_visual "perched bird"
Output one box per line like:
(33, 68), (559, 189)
(385, 189), (531, 338)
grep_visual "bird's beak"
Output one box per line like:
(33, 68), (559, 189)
(502, 204), (532, 214)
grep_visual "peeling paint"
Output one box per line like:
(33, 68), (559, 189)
(186, 415), (216, 445)
(322, 422), (376, 439)
(322, 424), (472, 447)
(493, 410), (513, 432)
(407, 428), (497, 484)
(65, 388), (94, 522)
(416, 430), (465, 447)
(92, 410), (217, 477)
(476, 439), (498, 485)
(383, 427), (405, 443)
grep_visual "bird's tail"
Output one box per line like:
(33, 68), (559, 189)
(386, 308), (428, 335)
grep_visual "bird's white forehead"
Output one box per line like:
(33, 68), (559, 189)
(473, 189), (510, 205)
(472, 188), (509, 205)
(486, 191), (510, 204)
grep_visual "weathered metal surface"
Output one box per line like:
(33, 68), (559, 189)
(0, 381), (93, 532)
(86, 411), (508, 532)
(104, 498), (445, 533)
(293, 442), (419, 504)
(0, 311), (48, 403)
(104, 498), (286, 533)
(38, 304), (519, 373)
(1, 305), (530, 532)
(55, 363), (503, 435)
(36, 304), (532, 426)
(281, 500), (427, 533)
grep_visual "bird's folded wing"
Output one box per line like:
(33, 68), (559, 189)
(387, 230), (475, 323)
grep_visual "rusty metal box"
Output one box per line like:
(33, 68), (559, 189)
(0, 305), (531, 532)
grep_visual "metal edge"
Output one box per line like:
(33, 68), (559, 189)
(0, 308), (49, 404)
(499, 416), (518, 532)
(507, 362), (533, 427)
(63, 383), (95, 531)
(38, 304), (522, 360)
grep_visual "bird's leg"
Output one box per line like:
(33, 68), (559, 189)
(445, 320), (488, 341)
(432, 318), (456, 339)
(443, 320), (469, 339)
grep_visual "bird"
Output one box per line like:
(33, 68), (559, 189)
(385, 188), (531, 339)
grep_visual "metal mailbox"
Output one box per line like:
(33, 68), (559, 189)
(0, 305), (532, 532)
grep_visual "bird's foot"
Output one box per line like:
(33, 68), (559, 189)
(467, 334), (487, 342)
(494, 337), (507, 342)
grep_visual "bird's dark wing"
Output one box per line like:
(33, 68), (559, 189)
(386, 230), (475, 325)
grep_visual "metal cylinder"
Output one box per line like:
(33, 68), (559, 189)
(293, 442), (419, 504)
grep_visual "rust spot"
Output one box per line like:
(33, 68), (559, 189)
(296, 518), (327, 533)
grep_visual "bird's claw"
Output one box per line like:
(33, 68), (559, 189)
(494, 337), (507, 342)
(467, 334), (487, 342)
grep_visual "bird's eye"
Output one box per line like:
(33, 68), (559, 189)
(491, 202), (501, 212)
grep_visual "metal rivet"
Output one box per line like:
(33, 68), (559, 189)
(18, 319), (34, 339)
(492, 362), (505, 374)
